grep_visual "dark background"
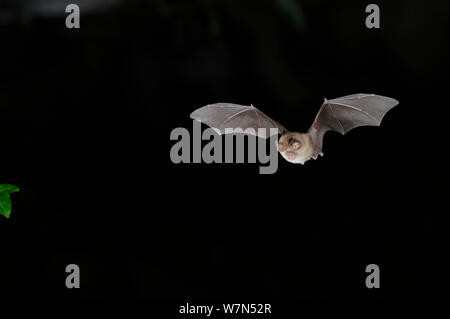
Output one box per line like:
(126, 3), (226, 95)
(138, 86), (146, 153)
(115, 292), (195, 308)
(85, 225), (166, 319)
(0, 0), (448, 304)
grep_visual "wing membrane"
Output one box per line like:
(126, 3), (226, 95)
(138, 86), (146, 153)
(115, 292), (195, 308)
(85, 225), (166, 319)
(190, 103), (287, 138)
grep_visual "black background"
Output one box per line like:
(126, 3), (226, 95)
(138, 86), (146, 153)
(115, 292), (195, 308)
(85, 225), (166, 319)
(0, 0), (448, 305)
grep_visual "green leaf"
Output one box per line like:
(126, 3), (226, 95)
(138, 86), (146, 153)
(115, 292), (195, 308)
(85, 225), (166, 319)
(0, 184), (20, 219)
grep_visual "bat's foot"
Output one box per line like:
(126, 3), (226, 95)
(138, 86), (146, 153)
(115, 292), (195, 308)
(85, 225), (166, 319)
(311, 150), (324, 160)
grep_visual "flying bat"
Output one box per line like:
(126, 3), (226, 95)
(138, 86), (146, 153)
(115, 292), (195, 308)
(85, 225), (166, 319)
(190, 94), (398, 164)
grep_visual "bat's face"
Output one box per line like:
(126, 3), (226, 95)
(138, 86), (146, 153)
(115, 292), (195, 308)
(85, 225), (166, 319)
(277, 132), (314, 164)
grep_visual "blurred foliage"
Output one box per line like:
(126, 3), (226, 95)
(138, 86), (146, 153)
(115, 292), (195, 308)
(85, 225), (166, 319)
(1, 0), (306, 36)
(0, 184), (19, 219)
(277, 0), (305, 30)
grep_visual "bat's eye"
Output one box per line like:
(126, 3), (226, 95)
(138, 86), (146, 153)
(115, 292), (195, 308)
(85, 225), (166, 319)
(292, 141), (301, 149)
(288, 138), (301, 149)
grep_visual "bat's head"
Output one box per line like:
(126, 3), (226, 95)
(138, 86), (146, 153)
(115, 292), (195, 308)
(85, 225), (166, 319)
(277, 132), (313, 164)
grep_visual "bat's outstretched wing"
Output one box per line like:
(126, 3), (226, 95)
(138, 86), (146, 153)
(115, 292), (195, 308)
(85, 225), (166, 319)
(190, 103), (287, 138)
(308, 94), (399, 159)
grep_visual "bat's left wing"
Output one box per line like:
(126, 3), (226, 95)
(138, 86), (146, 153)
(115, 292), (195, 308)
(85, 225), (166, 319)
(308, 94), (399, 159)
(190, 103), (288, 138)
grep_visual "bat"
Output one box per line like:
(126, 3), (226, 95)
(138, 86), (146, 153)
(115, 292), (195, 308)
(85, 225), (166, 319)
(190, 94), (398, 164)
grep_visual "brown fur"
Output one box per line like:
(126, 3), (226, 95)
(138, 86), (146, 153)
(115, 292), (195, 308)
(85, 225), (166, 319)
(278, 132), (313, 164)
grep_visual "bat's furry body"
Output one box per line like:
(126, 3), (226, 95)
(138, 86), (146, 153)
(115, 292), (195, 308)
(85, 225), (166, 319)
(277, 132), (313, 164)
(190, 94), (398, 164)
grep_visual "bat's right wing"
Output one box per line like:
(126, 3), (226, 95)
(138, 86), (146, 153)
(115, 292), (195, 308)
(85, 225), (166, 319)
(308, 94), (399, 159)
(190, 103), (288, 138)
